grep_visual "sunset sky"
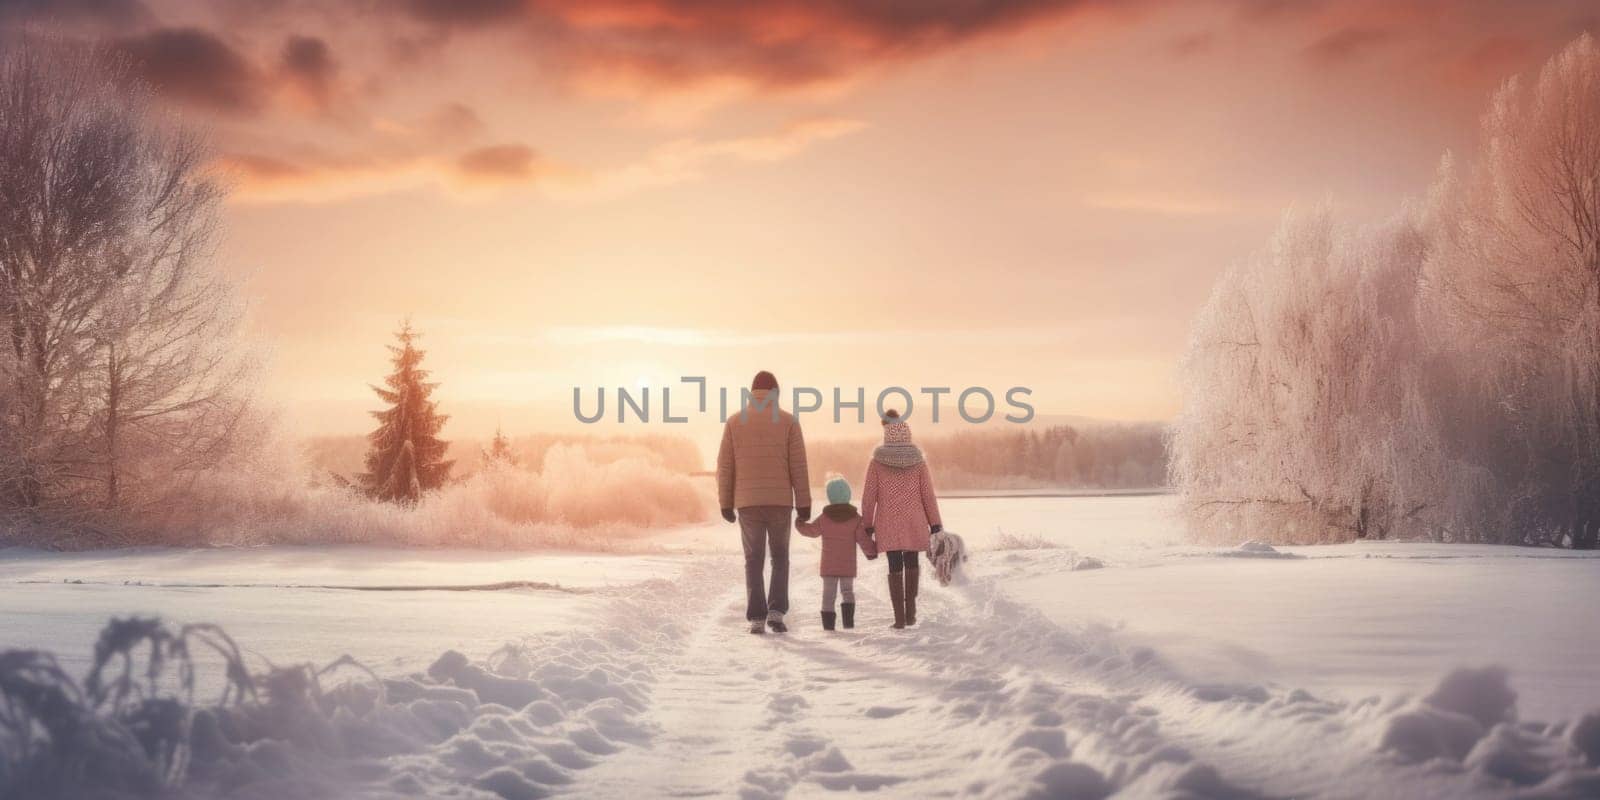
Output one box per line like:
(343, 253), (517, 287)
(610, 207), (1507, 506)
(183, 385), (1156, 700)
(6, 0), (1596, 441)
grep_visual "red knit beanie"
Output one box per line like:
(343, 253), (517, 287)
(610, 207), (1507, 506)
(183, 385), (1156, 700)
(751, 371), (778, 391)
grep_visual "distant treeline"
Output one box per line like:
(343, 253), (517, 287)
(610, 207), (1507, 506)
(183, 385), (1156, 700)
(307, 425), (1168, 493)
(305, 432), (703, 482)
(808, 424), (1168, 491)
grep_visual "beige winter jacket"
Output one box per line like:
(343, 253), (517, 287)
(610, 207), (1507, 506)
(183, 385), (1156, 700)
(717, 389), (812, 510)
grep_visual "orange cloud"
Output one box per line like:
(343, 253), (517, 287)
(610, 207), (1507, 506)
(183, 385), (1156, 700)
(563, 117), (868, 197)
(455, 144), (542, 183)
(219, 117), (864, 203)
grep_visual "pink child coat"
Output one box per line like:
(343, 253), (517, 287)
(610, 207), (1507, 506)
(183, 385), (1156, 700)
(860, 460), (942, 554)
(796, 505), (877, 577)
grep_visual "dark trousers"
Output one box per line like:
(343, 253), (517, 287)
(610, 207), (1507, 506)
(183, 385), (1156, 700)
(739, 506), (791, 621)
(886, 550), (920, 573)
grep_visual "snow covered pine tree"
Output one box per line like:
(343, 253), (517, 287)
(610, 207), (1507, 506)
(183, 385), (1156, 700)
(360, 322), (453, 504)
(482, 425), (520, 467)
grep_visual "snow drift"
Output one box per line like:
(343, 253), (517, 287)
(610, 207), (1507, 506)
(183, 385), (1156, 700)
(6, 585), (1599, 798)
(0, 598), (682, 799)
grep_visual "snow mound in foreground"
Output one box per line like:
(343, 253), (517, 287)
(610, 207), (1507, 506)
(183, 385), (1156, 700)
(0, 580), (685, 799)
(1379, 666), (1600, 793)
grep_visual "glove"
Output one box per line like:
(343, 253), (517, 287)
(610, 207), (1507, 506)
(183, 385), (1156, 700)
(865, 526), (875, 535)
(930, 524), (942, 534)
(796, 506), (811, 522)
(721, 508), (736, 523)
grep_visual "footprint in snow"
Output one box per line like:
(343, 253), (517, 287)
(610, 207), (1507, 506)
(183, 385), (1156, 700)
(767, 693), (808, 716)
(814, 773), (906, 791)
(864, 705), (909, 719)
(785, 736), (826, 758)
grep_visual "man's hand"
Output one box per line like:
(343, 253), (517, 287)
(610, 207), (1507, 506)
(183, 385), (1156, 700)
(867, 552), (878, 560)
(721, 508), (737, 523)
(930, 524), (942, 534)
(865, 526), (875, 535)
(796, 506), (811, 522)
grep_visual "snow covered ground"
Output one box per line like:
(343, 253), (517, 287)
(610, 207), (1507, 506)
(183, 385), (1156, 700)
(3, 495), (1598, 798)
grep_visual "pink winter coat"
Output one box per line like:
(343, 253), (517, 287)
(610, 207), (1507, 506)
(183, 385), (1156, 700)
(796, 504), (877, 577)
(860, 459), (942, 554)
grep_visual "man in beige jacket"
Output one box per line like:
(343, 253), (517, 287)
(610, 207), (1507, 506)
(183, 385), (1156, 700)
(718, 370), (811, 634)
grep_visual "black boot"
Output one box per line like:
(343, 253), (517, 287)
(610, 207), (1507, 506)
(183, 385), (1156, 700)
(904, 566), (920, 627)
(841, 602), (855, 629)
(821, 611), (836, 631)
(888, 571), (906, 629)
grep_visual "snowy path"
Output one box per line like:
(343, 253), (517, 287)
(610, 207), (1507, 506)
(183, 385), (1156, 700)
(578, 571), (923, 798)
(565, 554), (1268, 799)
(548, 550), (1596, 799)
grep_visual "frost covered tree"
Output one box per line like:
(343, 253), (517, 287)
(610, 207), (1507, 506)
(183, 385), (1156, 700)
(360, 322), (452, 504)
(1420, 33), (1600, 547)
(1171, 209), (1430, 543)
(482, 426), (519, 468)
(0, 41), (251, 517)
(1173, 34), (1600, 548)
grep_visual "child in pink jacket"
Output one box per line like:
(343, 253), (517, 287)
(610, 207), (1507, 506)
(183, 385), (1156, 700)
(796, 476), (877, 630)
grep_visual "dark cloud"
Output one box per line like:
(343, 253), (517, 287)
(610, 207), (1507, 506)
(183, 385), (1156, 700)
(279, 34), (337, 108)
(396, 0), (1126, 90)
(114, 27), (264, 115)
(282, 35), (334, 81)
(456, 143), (538, 181)
(1303, 26), (1393, 64)
(404, 0), (524, 28)
(0, 0), (148, 28)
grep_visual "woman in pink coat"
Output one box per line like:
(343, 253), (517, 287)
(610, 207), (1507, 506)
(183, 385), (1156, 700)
(860, 410), (942, 629)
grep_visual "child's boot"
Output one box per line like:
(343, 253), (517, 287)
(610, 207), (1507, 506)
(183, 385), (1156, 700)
(888, 571), (906, 629)
(841, 602), (855, 629)
(904, 566), (920, 626)
(821, 611), (836, 631)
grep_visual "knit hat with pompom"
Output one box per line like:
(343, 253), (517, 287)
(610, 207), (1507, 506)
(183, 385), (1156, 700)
(825, 476), (851, 505)
(881, 409), (912, 444)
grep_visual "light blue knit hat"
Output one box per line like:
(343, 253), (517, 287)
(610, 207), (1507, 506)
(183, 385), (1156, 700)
(825, 475), (851, 505)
